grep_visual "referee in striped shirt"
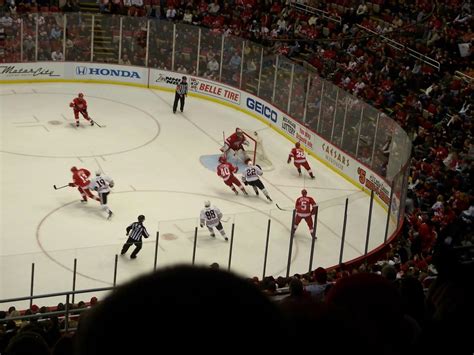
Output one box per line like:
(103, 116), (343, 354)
(173, 76), (188, 114)
(120, 215), (150, 259)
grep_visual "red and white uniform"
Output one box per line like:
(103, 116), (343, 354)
(288, 142), (314, 178)
(225, 132), (247, 151)
(70, 94), (92, 122)
(217, 162), (242, 187)
(69, 167), (99, 202)
(294, 192), (317, 234)
(223, 128), (248, 153)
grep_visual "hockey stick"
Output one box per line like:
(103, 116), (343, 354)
(276, 204), (293, 212)
(53, 184), (69, 190)
(91, 118), (105, 128)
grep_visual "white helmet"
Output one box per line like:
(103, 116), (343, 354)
(204, 200), (211, 207)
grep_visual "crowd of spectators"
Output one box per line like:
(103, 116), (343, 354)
(0, 0), (472, 353)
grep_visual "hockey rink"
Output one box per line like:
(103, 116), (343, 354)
(0, 83), (395, 303)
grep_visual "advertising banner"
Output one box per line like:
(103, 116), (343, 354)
(0, 62), (64, 81)
(150, 69), (241, 105)
(71, 63), (148, 85)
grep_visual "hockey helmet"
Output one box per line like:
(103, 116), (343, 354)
(301, 189), (307, 196)
(236, 128), (243, 135)
(218, 155), (227, 163)
(204, 201), (211, 207)
(78, 92), (84, 98)
(95, 170), (101, 176)
(295, 141), (301, 148)
(70, 166), (78, 172)
(138, 215), (145, 222)
(246, 159), (253, 166)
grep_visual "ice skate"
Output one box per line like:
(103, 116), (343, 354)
(107, 210), (113, 220)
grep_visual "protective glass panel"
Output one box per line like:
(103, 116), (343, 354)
(258, 48), (276, 103)
(65, 13), (92, 62)
(304, 73), (323, 131)
(221, 35), (243, 87)
(273, 56), (292, 111)
(174, 23), (198, 74)
(147, 19), (173, 69)
(197, 27), (222, 79)
(318, 82), (338, 140)
(22, 14), (37, 61)
(241, 41), (262, 95)
(288, 65), (307, 122)
(92, 14), (120, 64)
(357, 104), (378, 168)
(341, 96), (363, 156)
(332, 89), (349, 146)
(121, 17), (147, 66)
(0, 13), (21, 62)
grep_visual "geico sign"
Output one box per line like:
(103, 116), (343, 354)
(246, 98), (277, 123)
(76, 66), (141, 79)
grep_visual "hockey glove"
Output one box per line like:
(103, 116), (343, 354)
(287, 157), (291, 164)
(200, 223), (204, 228)
(68, 183), (75, 187)
(69, 103), (74, 108)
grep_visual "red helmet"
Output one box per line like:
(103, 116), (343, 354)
(295, 141), (301, 148)
(301, 189), (307, 196)
(71, 166), (78, 172)
(78, 93), (84, 98)
(218, 155), (227, 163)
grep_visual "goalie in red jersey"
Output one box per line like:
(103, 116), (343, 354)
(221, 128), (250, 162)
(293, 189), (317, 236)
(288, 141), (315, 179)
(69, 93), (95, 127)
(68, 166), (100, 203)
(216, 155), (248, 195)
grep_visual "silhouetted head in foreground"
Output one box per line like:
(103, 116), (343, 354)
(75, 265), (290, 354)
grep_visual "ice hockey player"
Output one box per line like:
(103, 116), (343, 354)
(242, 160), (272, 202)
(200, 201), (228, 241)
(68, 167), (100, 203)
(89, 171), (115, 219)
(216, 155), (248, 195)
(294, 189), (317, 237)
(221, 128), (250, 162)
(69, 93), (94, 127)
(287, 142), (315, 179)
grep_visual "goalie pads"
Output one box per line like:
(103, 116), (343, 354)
(220, 143), (230, 153)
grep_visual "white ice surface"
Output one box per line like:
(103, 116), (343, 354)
(0, 83), (395, 305)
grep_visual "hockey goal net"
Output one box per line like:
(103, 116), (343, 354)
(242, 129), (274, 171)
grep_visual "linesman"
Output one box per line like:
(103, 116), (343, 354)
(173, 76), (188, 114)
(120, 215), (150, 259)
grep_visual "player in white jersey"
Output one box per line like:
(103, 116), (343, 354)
(200, 201), (228, 241)
(89, 171), (114, 219)
(242, 160), (272, 202)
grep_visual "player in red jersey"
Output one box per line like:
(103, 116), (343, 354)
(293, 189), (317, 236)
(216, 156), (248, 195)
(288, 141), (315, 179)
(221, 128), (250, 162)
(69, 93), (94, 127)
(68, 166), (100, 202)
